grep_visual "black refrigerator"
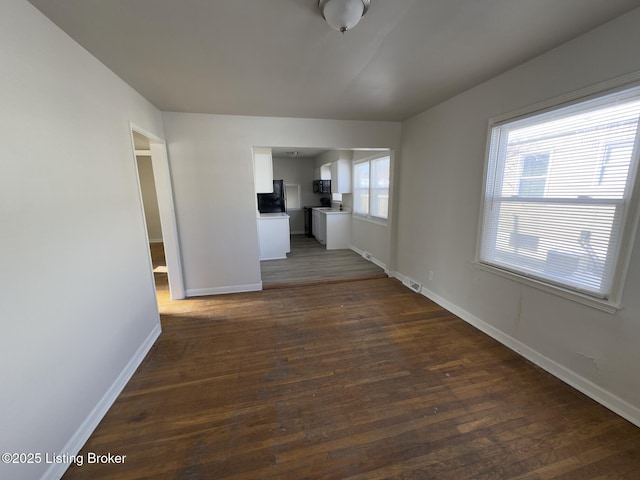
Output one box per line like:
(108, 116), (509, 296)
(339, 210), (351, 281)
(257, 180), (285, 213)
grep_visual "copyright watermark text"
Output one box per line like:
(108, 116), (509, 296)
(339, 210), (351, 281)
(2, 452), (127, 467)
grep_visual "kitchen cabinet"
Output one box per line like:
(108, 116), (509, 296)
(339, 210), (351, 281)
(312, 208), (351, 249)
(253, 147), (273, 193)
(325, 212), (350, 249)
(312, 208), (321, 240)
(331, 156), (352, 194)
(313, 165), (332, 182)
(317, 211), (327, 245)
(257, 212), (290, 260)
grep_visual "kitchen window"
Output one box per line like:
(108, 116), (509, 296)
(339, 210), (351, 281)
(354, 154), (390, 221)
(477, 84), (640, 310)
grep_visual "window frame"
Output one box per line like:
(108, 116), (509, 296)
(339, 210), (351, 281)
(353, 153), (391, 223)
(475, 77), (640, 313)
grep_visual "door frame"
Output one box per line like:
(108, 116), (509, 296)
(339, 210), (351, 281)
(130, 122), (185, 300)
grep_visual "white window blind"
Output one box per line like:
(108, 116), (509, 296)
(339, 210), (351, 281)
(370, 156), (390, 219)
(478, 86), (640, 301)
(353, 161), (370, 216)
(353, 155), (390, 220)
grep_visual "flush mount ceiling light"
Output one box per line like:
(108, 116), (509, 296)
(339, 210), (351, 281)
(318, 0), (370, 33)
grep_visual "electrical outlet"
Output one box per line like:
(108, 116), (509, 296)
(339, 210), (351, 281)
(428, 270), (434, 281)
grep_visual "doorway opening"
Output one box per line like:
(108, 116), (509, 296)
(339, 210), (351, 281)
(131, 126), (185, 301)
(258, 147), (390, 288)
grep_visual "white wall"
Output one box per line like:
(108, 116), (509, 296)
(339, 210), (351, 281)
(162, 113), (401, 295)
(396, 8), (640, 424)
(0, 2), (165, 479)
(351, 150), (394, 268)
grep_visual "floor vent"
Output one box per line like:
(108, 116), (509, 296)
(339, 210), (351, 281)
(406, 279), (422, 293)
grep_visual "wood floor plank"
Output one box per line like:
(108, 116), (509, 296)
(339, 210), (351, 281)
(260, 234), (387, 288)
(62, 266), (640, 479)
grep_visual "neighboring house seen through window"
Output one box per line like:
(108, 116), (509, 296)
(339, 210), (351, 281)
(519, 154), (549, 197)
(478, 84), (640, 309)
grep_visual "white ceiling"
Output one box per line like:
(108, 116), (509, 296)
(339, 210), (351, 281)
(27, 0), (640, 121)
(271, 147), (330, 159)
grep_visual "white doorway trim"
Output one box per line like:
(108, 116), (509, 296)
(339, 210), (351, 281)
(130, 122), (185, 300)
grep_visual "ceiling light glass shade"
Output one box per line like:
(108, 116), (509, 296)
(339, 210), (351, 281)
(318, 0), (370, 33)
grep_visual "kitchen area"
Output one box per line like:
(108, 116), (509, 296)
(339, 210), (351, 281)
(254, 147), (355, 259)
(253, 146), (385, 286)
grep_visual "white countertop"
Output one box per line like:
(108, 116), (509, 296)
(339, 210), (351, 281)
(258, 212), (290, 219)
(312, 207), (351, 215)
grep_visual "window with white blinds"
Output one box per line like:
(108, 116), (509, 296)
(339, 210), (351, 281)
(478, 85), (640, 304)
(353, 155), (390, 220)
(353, 161), (370, 216)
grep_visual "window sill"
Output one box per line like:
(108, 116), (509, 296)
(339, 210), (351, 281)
(474, 262), (620, 314)
(352, 214), (388, 227)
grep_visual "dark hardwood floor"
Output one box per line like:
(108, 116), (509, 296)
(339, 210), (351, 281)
(260, 235), (387, 288)
(62, 256), (640, 479)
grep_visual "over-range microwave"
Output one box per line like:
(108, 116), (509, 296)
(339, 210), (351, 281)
(313, 179), (331, 194)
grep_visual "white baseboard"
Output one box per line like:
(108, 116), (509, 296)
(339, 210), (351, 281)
(392, 272), (410, 283)
(391, 272), (640, 428)
(186, 282), (263, 297)
(350, 246), (388, 273)
(390, 271), (419, 291)
(44, 323), (161, 480)
(371, 257), (387, 272)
